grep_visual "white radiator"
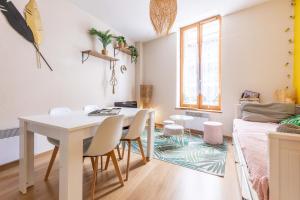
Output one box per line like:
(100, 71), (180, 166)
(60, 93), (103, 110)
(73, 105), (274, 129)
(184, 111), (209, 132)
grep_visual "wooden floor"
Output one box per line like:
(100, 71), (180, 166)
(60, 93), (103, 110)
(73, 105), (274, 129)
(0, 142), (241, 200)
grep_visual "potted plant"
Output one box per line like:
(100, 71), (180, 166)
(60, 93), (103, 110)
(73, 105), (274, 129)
(115, 36), (127, 48)
(128, 45), (139, 64)
(89, 28), (113, 55)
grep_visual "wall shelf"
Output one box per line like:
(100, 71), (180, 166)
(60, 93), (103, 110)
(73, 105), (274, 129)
(81, 50), (119, 64)
(114, 46), (132, 56)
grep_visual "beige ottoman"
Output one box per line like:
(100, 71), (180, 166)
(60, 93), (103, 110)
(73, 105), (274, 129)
(203, 121), (223, 145)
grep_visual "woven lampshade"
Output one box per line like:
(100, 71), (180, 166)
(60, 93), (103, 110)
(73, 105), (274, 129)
(140, 85), (153, 108)
(149, 0), (177, 35)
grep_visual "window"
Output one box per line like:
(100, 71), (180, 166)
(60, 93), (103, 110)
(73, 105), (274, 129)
(180, 16), (221, 111)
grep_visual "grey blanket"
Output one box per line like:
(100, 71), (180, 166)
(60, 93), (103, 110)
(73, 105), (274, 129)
(241, 103), (295, 123)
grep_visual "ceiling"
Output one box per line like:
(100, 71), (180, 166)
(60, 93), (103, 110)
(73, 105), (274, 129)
(71, 0), (269, 42)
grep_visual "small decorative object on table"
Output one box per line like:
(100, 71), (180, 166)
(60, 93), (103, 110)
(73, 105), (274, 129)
(88, 108), (121, 116)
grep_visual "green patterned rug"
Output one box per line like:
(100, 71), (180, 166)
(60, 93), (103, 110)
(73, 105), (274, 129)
(132, 129), (227, 177)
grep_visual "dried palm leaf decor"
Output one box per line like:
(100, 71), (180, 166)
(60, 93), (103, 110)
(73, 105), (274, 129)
(149, 0), (177, 35)
(25, 0), (43, 68)
(0, 0), (53, 71)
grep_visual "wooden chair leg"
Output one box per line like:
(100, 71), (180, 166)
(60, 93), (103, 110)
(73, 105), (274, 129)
(125, 140), (131, 181)
(44, 146), (59, 181)
(90, 157), (95, 172)
(122, 141), (126, 159)
(91, 156), (99, 200)
(137, 137), (147, 164)
(104, 155), (110, 170)
(116, 145), (122, 160)
(110, 151), (124, 186)
(100, 156), (103, 171)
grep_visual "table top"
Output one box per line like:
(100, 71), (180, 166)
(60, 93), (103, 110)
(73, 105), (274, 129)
(19, 108), (153, 132)
(170, 115), (194, 121)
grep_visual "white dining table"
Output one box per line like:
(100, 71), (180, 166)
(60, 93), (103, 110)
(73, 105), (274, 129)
(18, 108), (155, 200)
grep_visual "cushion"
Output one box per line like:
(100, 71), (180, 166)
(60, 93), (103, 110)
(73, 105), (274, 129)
(242, 111), (279, 123)
(277, 124), (300, 134)
(241, 103), (295, 123)
(47, 137), (93, 153)
(280, 114), (300, 126)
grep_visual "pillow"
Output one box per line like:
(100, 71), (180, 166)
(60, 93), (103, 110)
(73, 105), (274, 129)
(242, 111), (279, 123)
(276, 124), (300, 134)
(280, 114), (300, 126)
(241, 103), (295, 123)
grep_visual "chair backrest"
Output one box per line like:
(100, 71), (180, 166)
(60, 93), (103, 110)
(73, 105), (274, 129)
(85, 115), (124, 156)
(83, 105), (100, 113)
(124, 109), (149, 140)
(49, 107), (72, 116)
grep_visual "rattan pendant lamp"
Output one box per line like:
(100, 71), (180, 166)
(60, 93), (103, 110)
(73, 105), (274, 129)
(149, 0), (177, 35)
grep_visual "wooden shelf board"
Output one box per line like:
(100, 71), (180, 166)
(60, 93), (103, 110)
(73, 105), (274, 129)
(114, 47), (132, 55)
(82, 50), (119, 62)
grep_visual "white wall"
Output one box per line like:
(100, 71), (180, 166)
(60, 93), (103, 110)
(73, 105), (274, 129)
(0, 0), (135, 164)
(142, 0), (293, 135)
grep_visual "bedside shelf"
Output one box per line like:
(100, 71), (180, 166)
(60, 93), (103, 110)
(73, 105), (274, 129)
(81, 50), (119, 64)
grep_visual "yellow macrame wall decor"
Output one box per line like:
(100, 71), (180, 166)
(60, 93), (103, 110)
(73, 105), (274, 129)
(24, 0), (43, 68)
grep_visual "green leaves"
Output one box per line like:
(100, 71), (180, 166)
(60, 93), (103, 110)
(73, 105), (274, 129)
(128, 45), (138, 64)
(89, 28), (113, 50)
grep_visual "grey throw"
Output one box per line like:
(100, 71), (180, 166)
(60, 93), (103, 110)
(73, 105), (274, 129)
(241, 103), (296, 123)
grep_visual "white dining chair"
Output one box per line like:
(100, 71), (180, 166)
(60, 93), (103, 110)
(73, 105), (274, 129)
(83, 105), (100, 113)
(105, 110), (148, 181)
(83, 115), (125, 199)
(83, 104), (122, 168)
(44, 107), (95, 181)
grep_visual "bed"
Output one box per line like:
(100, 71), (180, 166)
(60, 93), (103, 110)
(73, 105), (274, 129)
(233, 105), (300, 200)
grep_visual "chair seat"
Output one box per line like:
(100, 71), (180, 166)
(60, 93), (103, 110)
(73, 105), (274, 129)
(163, 120), (175, 125)
(47, 137), (93, 153)
(47, 137), (60, 146)
(163, 124), (184, 136)
(121, 129), (129, 139)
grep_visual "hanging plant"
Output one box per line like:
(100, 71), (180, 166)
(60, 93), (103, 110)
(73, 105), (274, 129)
(128, 45), (138, 64)
(89, 28), (113, 55)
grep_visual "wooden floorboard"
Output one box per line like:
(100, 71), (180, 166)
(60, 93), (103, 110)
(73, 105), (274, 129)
(0, 142), (240, 200)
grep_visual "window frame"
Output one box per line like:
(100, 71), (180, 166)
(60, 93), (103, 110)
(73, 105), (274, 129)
(180, 15), (222, 111)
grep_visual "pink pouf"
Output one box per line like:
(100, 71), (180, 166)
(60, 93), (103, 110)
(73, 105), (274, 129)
(203, 121), (223, 144)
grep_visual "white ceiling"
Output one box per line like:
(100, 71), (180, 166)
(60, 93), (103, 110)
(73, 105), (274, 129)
(71, 0), (269, 42)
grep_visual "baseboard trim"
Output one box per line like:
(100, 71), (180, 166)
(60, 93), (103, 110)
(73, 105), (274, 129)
(0, 150), (53, 171)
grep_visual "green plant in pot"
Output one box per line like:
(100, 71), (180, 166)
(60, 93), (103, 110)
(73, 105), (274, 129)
(89, 28), (113, 55)
(128, 45), (138, 64)
(115, 36), (127, 48)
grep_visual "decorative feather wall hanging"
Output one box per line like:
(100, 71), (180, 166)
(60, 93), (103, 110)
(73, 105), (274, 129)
(24, 0), (42, 69)
(0, 0), (53, 71)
